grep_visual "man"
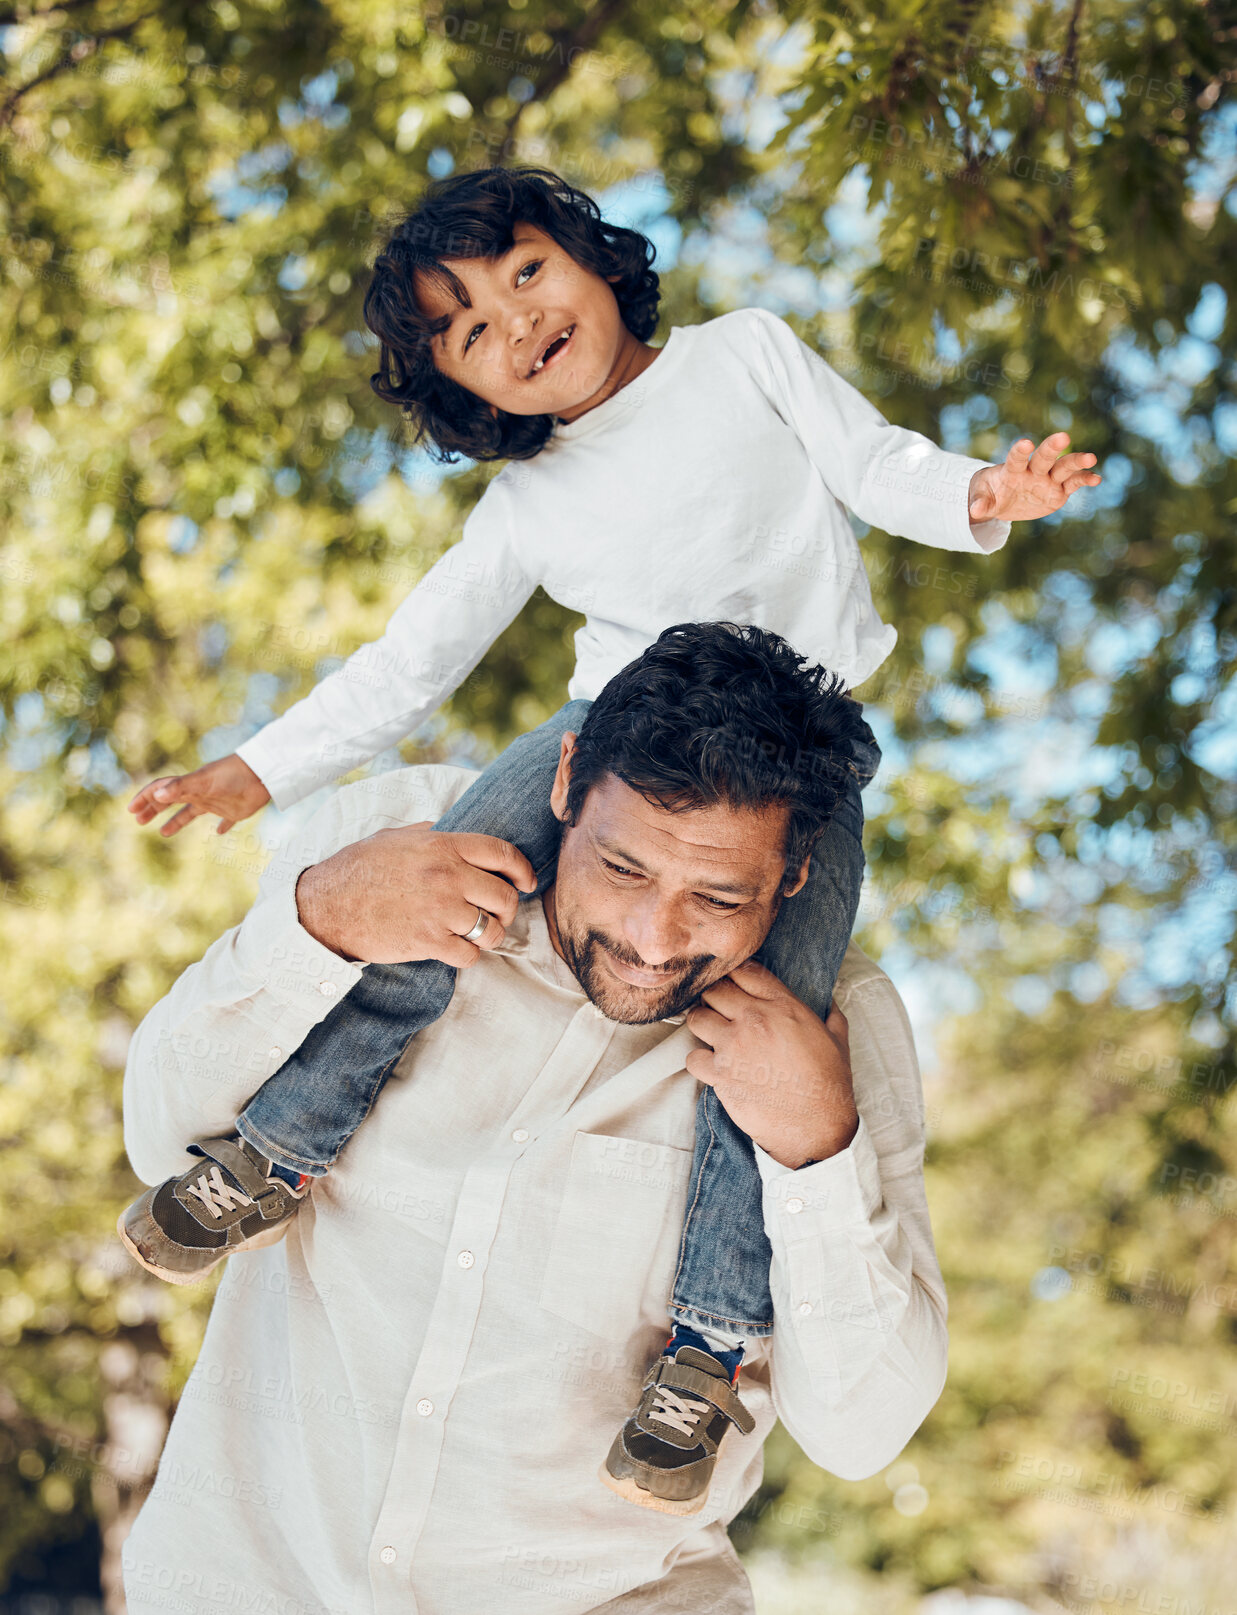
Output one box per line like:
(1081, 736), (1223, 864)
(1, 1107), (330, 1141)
(120, 624), (948, 1615)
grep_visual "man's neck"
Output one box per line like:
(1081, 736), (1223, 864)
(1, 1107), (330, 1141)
(541, 881), (567, 964)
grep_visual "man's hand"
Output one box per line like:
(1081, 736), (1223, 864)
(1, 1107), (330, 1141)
(968, 431), (1101, 524)
(684, 960), (858, 1170)
(295, 822), (538, 967)
(128, 753), (271, 837)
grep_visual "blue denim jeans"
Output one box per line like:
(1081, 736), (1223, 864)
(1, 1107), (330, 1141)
(236, 698), (880, 1337)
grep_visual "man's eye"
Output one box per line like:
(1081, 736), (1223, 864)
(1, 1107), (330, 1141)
(700, 895), (739, 912)
(602, 858), (637, 877)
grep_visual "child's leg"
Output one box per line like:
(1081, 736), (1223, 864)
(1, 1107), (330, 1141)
(601, 733), (879, 1513)
(667, 722), (881, 1345)
(234, 697), (593, 1177)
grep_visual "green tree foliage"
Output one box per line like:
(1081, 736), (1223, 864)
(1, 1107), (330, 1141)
(0, 0), (1231, 1602)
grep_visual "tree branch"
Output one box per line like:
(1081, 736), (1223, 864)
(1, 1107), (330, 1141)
(0, 7), (158, 127)
(0, 0), (105, 26)
(498, 0), (631, 149)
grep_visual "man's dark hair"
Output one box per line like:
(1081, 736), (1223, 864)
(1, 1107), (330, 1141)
(362, 166), (661, 465)
(563, 623), (871, 892)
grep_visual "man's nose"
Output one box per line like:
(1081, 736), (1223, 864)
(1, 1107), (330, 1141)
(621, 896), (691, 968)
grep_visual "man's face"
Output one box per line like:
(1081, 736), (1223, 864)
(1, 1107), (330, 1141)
(543, 736), (810, 1026)
(412, 222), (631, 421)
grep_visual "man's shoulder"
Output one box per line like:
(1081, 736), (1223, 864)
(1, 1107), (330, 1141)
(833, 942), (912, 1028)
(337, 763), (481, 822)
(305, 764), (482, 840)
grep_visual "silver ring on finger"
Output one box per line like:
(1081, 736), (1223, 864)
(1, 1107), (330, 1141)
(461, 906), (491, 944)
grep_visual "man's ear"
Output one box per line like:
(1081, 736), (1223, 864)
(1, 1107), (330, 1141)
(549, 732), (577, 823)
(783, 853), (812, 899)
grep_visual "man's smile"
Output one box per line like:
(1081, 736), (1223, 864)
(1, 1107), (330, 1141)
(599, 946), (678, 989)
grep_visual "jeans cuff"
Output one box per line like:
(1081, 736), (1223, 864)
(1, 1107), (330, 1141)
(234, 1114), (332, 1178)
(668, 1302), (774, 1338)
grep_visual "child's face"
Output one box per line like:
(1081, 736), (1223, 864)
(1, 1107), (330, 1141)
(412, 221), (638, 421)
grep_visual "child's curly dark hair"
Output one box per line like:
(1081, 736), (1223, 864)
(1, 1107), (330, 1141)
(361, 166), (662, 464)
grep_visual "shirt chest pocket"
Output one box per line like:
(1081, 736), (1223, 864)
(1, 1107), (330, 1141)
(538, 1131), (694, 1342)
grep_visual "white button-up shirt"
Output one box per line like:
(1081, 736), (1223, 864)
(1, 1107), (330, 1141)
(237, 307), (1009, 809)
(121, 764), (949, 1615)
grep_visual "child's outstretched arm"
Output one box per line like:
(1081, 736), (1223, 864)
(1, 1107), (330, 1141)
(743, 306), (1100, 554)
(130, 474), (535, 835)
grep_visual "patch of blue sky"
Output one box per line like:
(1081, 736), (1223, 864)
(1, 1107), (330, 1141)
(278, 255), (311, 292)
(1189, 677), (1237, 781)
(82, 738), (127, 794)
(278, 68), (350, 130)
(822, 171), (884, 254)
(163, 514), (198, 553)
(1082, 613), (1161, 679)
(1186, 282), (1226, 343)
(968, 602), (1059, 693)
(206, 143), (293, 220)
(1134, 882), (1237, 996)
(595, 175), (682, 271)
(917, 716), (1125, 813)
(6, 691), (67, 771)
(332, 427), (395, 502)
(399, 447), (456, 495)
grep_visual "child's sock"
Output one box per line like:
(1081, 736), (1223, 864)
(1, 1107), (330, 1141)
(665, 1322), (745, 1380)
(268, 1159), (309, 1190)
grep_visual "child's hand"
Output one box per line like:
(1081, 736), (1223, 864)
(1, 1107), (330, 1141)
(128, 754), (271, 837)
(967, 432), (1101, 524)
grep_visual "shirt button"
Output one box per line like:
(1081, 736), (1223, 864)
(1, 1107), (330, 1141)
(378, 1546), (397, 1566)
(457, 1250), (475, 1268)
(318, 980), (337, 997)
(511, 1129), (528, 1143)
(786, 1196), (805, 1214)
(268, 1047), (283, 1061)
(798, 1301), (813, 1316)
(416, 1398), (433, 1417)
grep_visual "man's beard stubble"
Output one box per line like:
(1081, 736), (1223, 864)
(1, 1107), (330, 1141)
(556, 919), (719, 1024)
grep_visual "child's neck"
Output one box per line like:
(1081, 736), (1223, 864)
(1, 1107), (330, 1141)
(556, 333), (664, 426)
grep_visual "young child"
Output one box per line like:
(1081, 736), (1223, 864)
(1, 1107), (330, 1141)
(120, 165), (1100, 1513)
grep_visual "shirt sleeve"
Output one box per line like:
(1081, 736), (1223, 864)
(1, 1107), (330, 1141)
(744, 305), (1011, 557)
(754, 963), (949, 1480)
(235, 479), (537, 810)
(120, 767), (474, 1187)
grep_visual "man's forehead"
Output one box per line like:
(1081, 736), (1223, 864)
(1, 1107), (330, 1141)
(581, 774), (788, 880)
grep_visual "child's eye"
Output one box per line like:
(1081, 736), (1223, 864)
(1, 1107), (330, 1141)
(462, 261), (543, 355)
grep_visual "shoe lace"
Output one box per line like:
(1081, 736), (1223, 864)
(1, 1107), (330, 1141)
(185, 1165), (255, 1220)
(647, 1386), (713, 1438)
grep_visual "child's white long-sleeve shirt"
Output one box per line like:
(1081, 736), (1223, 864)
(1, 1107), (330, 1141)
(237, 306), (1010, 809)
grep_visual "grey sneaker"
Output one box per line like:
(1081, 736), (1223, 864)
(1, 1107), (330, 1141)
(600, 1341), (756, 1514)
(117, 1135), (310, 1285)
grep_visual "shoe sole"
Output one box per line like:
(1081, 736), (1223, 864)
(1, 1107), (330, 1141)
(597, 1459), (706, 1516)
(115, 1208), (291, 1285)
